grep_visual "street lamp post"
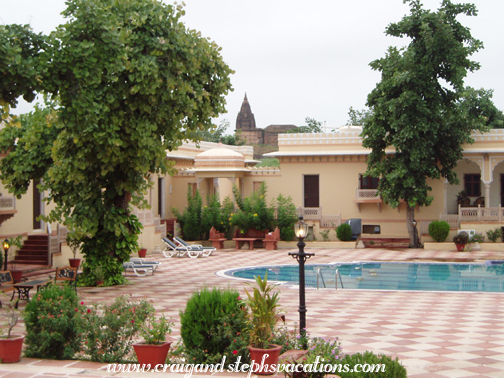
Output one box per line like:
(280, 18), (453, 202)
(3, 239), (10, 271)
(289, 216), (314, 348)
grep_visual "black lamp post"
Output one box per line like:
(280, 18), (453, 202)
(289, 216), (314, 348)
(3, 239), (10, 271)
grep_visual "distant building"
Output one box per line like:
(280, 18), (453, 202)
(235, 94), (296, 146)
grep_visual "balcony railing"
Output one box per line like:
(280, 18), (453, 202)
(355, 189), (381, 201)
(440, 205), (504, 228)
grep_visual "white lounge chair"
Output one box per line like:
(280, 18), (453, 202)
(123, 261), (154, 277)
(173, 236), (215, 257)
(162, 238), (201, 258)
(123, 258), (161, 276)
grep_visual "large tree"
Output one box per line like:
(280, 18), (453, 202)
(0, 0), (232, 284)
(362, 0), (503, 247)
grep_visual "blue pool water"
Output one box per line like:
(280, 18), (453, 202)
(225, 262), (504, 292)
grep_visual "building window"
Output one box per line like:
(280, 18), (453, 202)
(253, 181), (263, 192)
(362, 225), (381, 234)
(359, 174), (379, 190)
(464, 174), (481, 196)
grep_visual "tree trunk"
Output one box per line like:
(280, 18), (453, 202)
(406, 204), (419, 248)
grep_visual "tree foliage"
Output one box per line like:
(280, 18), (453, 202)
(286, 117), (322, 133)
(362, 0), (503, 247)
(199, 119), (245, 145)
(0, 0), (232, 284)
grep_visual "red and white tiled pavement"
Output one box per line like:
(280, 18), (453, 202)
(2, 247), (504, 378)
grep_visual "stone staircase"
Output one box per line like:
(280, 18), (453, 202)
(14, 234), (49, 265)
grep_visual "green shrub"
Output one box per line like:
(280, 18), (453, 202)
(274, 194), (298, 241)
(231, 183), (275, 232)
(428, 221), (450, 242)
(487, 227), (502, 242)
(179, 287), (250, 366)
(23, 285), (83, 360)
(201, 194), (224, 240)
(80, 296), (154, 362)
(319, 229), (330, 241)
(338, 351), (407, 378)
(172, 186), (203, 240)
(336, 223), (352, 241)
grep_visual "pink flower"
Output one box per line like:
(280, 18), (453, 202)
(75, 308), (78, 312)
(87, 309), (91, 313)
(237, 296), (241, 300)
(131, 320), (135, 324)
(232, 350), (238, 355)
(80, 301), (84, 305)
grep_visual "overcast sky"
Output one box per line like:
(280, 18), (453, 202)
(2, 0), (504, 132)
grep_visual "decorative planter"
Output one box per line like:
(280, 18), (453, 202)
(0, 335), (24, 363)
(68, 258), (81, 268)
(133, 341), (172, 366)
(96, 280), (104, 286)
(138, 248), (147, 258)
(11, 270), (23, 283)
(455, 243), (465, 252)
(248, 344), (282, 375)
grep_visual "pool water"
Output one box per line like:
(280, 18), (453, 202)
(227, 262), (504, 292)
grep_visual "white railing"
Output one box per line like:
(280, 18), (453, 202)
(0, 195), (15, 210)
(459, 206), (504, 222)
(298, 206), (322, 220)
(441, 206), (504, 226)
(355, 189), (380, 200)
(320, 214), (342, 228)
(439, 214), (460, 229)
(297, 207), (341, 228)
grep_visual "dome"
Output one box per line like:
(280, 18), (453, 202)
(195, 148), (245, 169)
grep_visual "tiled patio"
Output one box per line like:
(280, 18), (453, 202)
(2, 247), (504, 377)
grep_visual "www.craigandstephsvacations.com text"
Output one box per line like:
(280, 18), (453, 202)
(107, 355), (386, 377)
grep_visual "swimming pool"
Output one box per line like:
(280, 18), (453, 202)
(222, 262), (504, 293)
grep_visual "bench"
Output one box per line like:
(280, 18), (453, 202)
(50, 266), (78, 292)
(232, 228), (267, 250)
(0, 270), (16, 308)
(209, 227), (227, 249)
(263, 227), (280, 250)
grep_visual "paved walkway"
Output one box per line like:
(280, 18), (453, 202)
(2, 247), (504, 377)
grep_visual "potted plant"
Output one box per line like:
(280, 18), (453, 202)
(133, 314), (173, 366)
(456, 189), (470, 207)
(138, 245), (147, 258)
(94, 264), (105, 286)
(244, 273), (283, 375)
(0, 296), (24, 363)
(469, 233), (484, 251)
(67, 234), (82, 268)
(453, 231), (469, 252)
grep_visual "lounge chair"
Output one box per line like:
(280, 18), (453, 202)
(173, 236), (215, 257)
(130, 258), (161, 272)
(162, 238), (201, 258)
(123, 259), (161, 277)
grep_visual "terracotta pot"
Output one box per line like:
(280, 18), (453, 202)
(68, 258), (81, 268)
(247, 344), (282, 375)
(133, 341), (172, 366)
(138, 248), (147, 258)
(96, 281), (104, 286)
(11, 270), (23, 283)
(0, 335), (24, 363)
(455, 243), (465, 252)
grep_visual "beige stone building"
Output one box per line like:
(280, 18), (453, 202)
(3, 126), (504, 268)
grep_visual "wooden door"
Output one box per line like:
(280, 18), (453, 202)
(304, 175), (319, 208)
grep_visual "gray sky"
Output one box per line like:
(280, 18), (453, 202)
(2, 0), (504, 132)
